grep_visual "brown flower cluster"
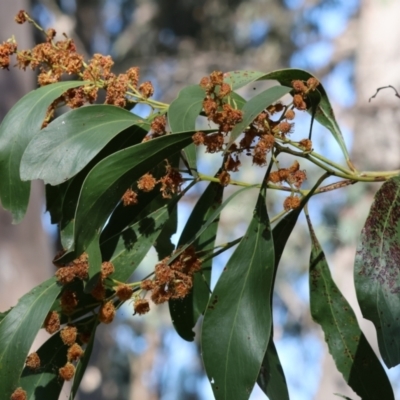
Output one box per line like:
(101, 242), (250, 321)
(122, 188), (138, 206)
(98, 301), (116, 324)
(60, 325), (78, 346)
(44, 310), (60, 334)
(59, 362), (75, 381)
(55, 252), (89, 285)
(159, 162), (183, 199)
(3, 11), (155, 128)
(10, 387), (27, 400)
(268, 160), (307, 189)
(134, 298), (150, 315)
(115, 283), (134, 301)
(25, 352), (40, 370)
(283, 196), (301, 210)
(199, 71), (243, 143)
(140, 246), (201, 305)
(291, 78), (319, 111)
(0, 39), (17, 70)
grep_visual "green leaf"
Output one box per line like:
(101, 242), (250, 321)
(228, 85), (292, 148)
(257, 176), (326, 398)
(168, 85), (205, 133)
(85, 239), (102, 293)
(0, 277), (61, 398)
(168, 84), (205, 176)
(0, 81), (85, 223)
(257, 339), (289, 400)
(354, 176), (400, 368)
(45, 182), (70, 224)
(224, 69), (351, 163)
(223, 71), (267, 91)
(20, 105), (149, 185)
(307, 214), (394, 399)
(70, 323), (98, 399)
(104, 196), (177, 282)
(170, 181), (224, 341)
(57, 123), (149, 250)
(202, 182), (275, 400)
(56, 131), (193, 261)
(20, 330), (68, 400)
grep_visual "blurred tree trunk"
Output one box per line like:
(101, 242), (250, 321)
(0, 1), (53, 311)
(314, 0), (400, 398)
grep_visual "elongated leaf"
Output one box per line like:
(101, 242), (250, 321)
(354, 176), (400, 368)
(57, 124), (149, 250)
(257, 339), (289, 400)
(0, 81), (85, 222)
(202, 182), (274, 400)
(0, 277), (61, 398)
(170, 181), (224, 341)
(21, 105), (149, 185)
(105, 199), (175, 282)
(168, 85), (204, 175)
(168, 85), (205, 132)
(257, 175), (326, 398)
(228, 85), (292, 147)
(224, 69), (351, 163)
(70, 323), (98, 399)
(85, 239), (102, 293)
(56, 131), (194, 261)
(307, 214), (394, 399)
(20, 330), (68, 400)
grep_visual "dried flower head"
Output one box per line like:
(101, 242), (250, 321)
(134, 298), (150, 315)
(141, 279), (155, 291)
(60, 325), (77, 346)
(26, 352), (40, 370)
(122, 188), (138, 206)
(137, 173), (157, 192)
(15, 10), (28, 24)
(150, 115), (167, 136)
(278, 121), (294, 135)
(306, 77), (319, 91)
(10, 387), (27, 400)
(60, 290), (78, 315)
(138, 81), (154, 98)
(283, 196), (301, 210)
(99, 301), (115, 324)
(224, 155), (241, 172)
(159, 164), (183, 198)
(67, 343), (84, 362)
(0, 40), (18, 69)
(115, 284), (133, 301)
(299, 138), (312, 151)
(192, 131), (205, 146)
(285, 109), (295, 120)
(292, 80), (307, 93)
(218, 170), (231, 186)
(101, 261), (115, 279)
(293, 94), (307, 111)
(59, 362), (75, 381)
(44, 311), (60, 334)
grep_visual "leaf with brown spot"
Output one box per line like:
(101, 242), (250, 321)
(355, 175), (400, 368)
(307, 215), (394, 399)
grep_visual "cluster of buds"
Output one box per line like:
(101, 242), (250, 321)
(291, 77), (319, 111)
(122, 161), (184, 206)
(139, 246), (202, 309)
(54, 252), (89, 285)
(268, 160), (307, 210)
(0, 10), (156, 128)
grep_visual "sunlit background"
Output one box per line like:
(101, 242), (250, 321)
(1, 1), (400, 399)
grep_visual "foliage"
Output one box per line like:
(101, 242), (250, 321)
(0, 11), (399, 400)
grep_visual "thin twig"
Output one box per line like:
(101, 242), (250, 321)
(369, 85), (400, 102)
